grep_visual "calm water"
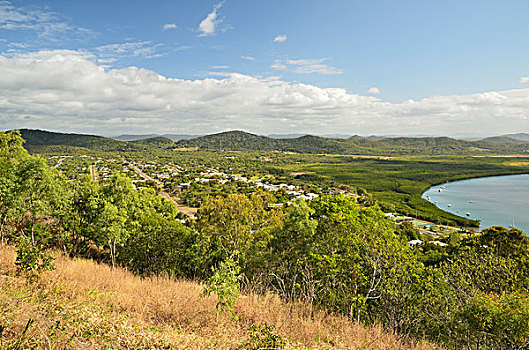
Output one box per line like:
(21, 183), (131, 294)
(422, 174), (529, 234)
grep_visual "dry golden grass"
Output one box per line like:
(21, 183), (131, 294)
(0, 245), (441, 349)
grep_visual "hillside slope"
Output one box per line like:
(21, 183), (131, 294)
(0, 246), (437, 349)
(13, 128), (529, 156)
(175, 130), (529, 155)
(18, 129), (138, 152)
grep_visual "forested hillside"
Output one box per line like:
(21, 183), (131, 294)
(175, 130), (529, 155)
(2, 130), (529, 349)
(14, 129), (529, 156)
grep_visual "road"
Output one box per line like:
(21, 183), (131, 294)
(53, 157), (64, 169)
(128, 163), (196, 219)
(90, 164), (98, 181)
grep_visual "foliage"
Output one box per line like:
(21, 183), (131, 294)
(14, 237), (54, 281)
(451, 291), (529, 349)
(3, 129), (529, 349)
(175, 130), (529, 155)
(247, 322), (286, 349)
(202, 255), (242, 319)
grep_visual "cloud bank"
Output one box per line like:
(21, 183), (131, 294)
(0, 51), (528, 136)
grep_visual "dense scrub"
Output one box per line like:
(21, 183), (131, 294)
(2, 130), (529, 349)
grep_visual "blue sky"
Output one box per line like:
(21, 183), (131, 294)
(1, 0), (529, 136)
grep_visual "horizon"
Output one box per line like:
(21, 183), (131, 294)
(1, 1), (529, 136)
(9, 127), (525, 141)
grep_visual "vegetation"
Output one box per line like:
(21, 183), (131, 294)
(174, 130), (529, 155)
(2, 129), (529, 349)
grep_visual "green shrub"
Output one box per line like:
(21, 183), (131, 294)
(247, 322), (286, 350)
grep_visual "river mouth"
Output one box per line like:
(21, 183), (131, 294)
(422, 174), (529, 234)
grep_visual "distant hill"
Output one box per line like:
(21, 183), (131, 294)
(480, 136), (527, 144)
(113, 134), (159, 141)
(174, 130), (529, 155)
(480, 133), (529, 144)
(175, 130), (283, 151)
(12, 129), (529, 156)
(174, 131), (351, 153)
(128, 136), (176, 148)
(114, 134), (200, 141)
(267, 133), (351, 139)
(18, 129), (139, 152)
(17, 129), (174, 153)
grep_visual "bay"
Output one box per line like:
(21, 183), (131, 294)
(422, 174), (529, 234)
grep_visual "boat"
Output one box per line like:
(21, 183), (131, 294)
(438, 189), (442, 192)
(469, 200), (473, 203)
(466, 212), (470, 216)
(447, 204), (451, 207)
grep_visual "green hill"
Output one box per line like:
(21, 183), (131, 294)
(18, 129), (137, 152)
(480, 136), (528, 144)
(17, 129), (179, 153)
(175, 130), (529, 155)
(128, 136), (176, 148)
(13, 129), (529, 156)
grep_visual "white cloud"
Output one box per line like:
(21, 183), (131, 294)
(273, 58), (343, 75)
(520, 77), (529, 83)
(273, 35), (287, 43)
(0, 1), (94, 41)
(95, 41), (164, 60)
(212, 65), (229, 69)
(198, 2), (223, 36)
(241, 55), (255, 61)
(368, 87), (380, 94)
(163, 23), (177, 30)
(175, 45), (193, 51)
(271, 62), (287, 70)
(0, 50), (528, 136)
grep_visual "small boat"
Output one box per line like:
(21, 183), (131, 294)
(469, 200), (473, 203)
(447, 204), (451, 207)
(438, 189), (442, 192)
(466, 212), (470, 216)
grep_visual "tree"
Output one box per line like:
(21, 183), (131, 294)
(268, 199), (318, 301)
(194, 190), (282, 278)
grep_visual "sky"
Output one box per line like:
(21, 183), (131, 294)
(0, 0), (529, 137)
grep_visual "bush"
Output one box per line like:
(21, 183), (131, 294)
(15, 237), (54, 281)
(247, 322), (286, 350)
(451, 291), (529, 349)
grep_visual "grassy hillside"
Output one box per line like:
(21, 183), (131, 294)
(0, 246), (437, 349)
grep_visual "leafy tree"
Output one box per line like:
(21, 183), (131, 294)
(451, 291), (529, 349)
(120, 213), (196, 277)
(202, 254), (242, 319)
(194, 191), (282, 277)
(268, 199), (318, 301)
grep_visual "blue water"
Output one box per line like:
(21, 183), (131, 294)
(422, 174), (529, 233)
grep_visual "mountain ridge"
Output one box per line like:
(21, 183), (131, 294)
(11, 129), (529, 156)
